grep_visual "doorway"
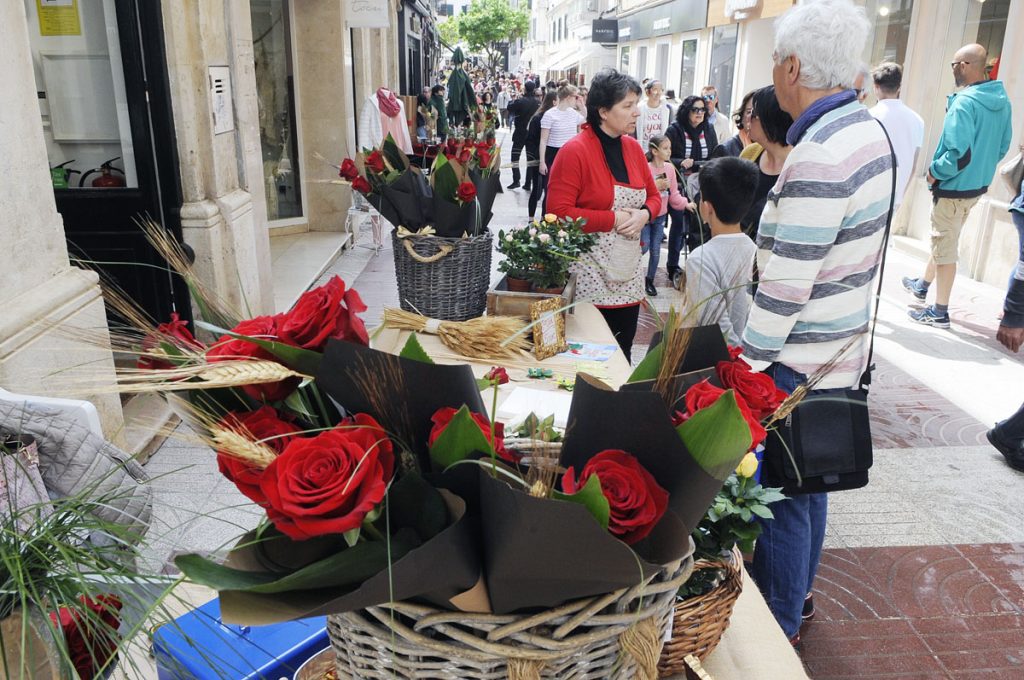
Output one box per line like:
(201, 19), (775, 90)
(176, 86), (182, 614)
(28, 0), (187, 325)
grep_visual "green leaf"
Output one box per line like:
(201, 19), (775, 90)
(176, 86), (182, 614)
(342, 528), (361, 547)
(750, 505), (775, 520)
(399, 333), (435, 364)
(627, 340), (664, 382)
(554, 473), (610, 529)
(174, 537), (412, 594)
(676, 390), (752, 479)
(382, 134), (410, 172)
(283, 390), (315, 419)
(196, 320), (323, 375)
(431, 153), (460, 203)
(428, 404), (494, 470)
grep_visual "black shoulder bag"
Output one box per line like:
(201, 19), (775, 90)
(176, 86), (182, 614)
(761, 121), (897, 496)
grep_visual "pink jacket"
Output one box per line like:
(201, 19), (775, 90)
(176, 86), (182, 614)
(648, 160), (689, 217)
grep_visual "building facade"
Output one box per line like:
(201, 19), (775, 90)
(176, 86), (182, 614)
(3, 0), (409, 441)
(522, 0), (617, 84)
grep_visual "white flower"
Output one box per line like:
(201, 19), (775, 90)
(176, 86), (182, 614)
(557, 230), (568, 239)
(529, 227), (537, 237)
(505, 234), (514, 242)
(538, 233), (551, 243)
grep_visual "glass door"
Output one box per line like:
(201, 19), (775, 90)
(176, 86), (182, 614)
(27, 0), (188, 324)
(709, 24), (738, 116)
(679, 38), (697, 98)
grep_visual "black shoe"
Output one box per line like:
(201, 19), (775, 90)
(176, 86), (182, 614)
(506, 182), (520, 190)
(645, 279), (657, 297)
(672, 270), (684, 291)
(523, 184), (532, 192)
(987, 428), (1024, 472)
(802, 593), (815, 621)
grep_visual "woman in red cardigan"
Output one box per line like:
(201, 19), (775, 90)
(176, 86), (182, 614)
(547, 69), (661, 362)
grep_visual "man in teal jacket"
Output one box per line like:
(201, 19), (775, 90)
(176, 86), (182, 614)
(903, 43), (1012, 328)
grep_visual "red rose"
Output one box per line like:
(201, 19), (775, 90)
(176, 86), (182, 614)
(51, 596), (122, 680)
(477, 150), (492, 169)
(216, 406), (303, 504)
(683, 380), (766, 449)
(428, 406), (518, 463)
(446, 138), (459, 153)
(561, 449), (668, 545)
(259, 414), (394, 540)
(484, 366), (509, 385)
(339, 158), (359, 181)
(365, 150), (386, 173)
(138, 312), (202, 369)
(475, 142), (491, 153)
(278, 276), (369, 351)
(458, 149), (473, 164)
(456, 181), (477, 203)
(351, 176), (372, 194)
(727, 345), (743, 361)
(716, 361), (787, 421)
(206, 315), (299, 402)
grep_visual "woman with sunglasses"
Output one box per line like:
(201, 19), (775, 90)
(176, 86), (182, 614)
(664, 95), (718, 284)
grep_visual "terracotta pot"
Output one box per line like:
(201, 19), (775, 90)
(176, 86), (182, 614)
(505, 277), (531, 292)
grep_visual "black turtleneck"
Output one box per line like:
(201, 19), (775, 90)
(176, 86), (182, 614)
(593, 124), (629, 184)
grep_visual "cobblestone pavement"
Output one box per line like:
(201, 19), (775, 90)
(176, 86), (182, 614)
(144, 125), (1024, 678)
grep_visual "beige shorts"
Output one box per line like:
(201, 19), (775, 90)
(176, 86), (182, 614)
(930, 196), (979, 265)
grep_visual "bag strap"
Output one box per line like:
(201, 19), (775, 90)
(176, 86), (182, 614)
(862, 120), (898, 389)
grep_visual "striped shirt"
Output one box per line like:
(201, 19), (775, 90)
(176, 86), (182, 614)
(741, 100), (894, 389)
(541, 107), (585, 148)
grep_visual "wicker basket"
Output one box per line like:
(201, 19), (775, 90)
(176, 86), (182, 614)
(392, 231), (493, 321)
(657, 546), (743, 676)
(326, 557), (693, 679)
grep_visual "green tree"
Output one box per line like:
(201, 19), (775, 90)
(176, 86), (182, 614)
(437, 17), (461, 49)
(452, 0), (529, 79)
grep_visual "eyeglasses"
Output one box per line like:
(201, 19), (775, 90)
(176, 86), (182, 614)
(688, 106), (706, 114)
(950, 61), (971, 69)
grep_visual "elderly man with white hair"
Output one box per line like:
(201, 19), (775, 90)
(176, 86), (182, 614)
(740, 0), (895, 646)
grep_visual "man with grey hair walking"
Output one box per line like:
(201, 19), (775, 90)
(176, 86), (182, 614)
(740, 0), (895, 646)
(903, 43), (1012, 328)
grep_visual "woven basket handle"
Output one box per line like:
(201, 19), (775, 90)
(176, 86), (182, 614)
(403, 239), (454, 264)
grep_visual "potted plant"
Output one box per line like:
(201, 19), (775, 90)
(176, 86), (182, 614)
(524, 214), (596, 293)
(495, 226), (533, 291)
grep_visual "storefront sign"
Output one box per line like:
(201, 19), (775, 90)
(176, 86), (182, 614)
(592, 19), (619, 44)
(346, 0), (390, 29)
(617, 0), (706, 42)
(36, 0), (81, 37)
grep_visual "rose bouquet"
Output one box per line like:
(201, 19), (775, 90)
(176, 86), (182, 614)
(338, 134), (432, 231)
(496, 214), (597, 291)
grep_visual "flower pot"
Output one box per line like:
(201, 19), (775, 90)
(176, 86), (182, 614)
(486, 274), (577, 319)
(0, 608), (68, 679)
(531, 284), (565, 295)
(505, 277), (531, 292)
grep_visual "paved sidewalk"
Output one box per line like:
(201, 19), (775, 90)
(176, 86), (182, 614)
(141, 125), (1024, 678)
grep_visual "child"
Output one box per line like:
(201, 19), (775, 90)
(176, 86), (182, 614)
(682, 156), (760, 344)
(642, 135), (689, 297)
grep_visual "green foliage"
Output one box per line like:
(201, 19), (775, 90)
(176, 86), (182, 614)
(399, 334), (435, 364)
(675, 390), (753, 478)
(692, 473), (786, 559)
(553, 474), (610, 529)
(449, 0), (529, 78)
(437, 18), (461, 47)
(627, 341), (664, 383)
(428, 405), (495, 471)
(496, 216), (597, 289)
(431, 153), (461, 205)
(513, 413), (562, 442)
(195, 320), (323, 376)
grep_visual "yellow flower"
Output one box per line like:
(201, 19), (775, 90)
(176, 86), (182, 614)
(736, 452), (759, 478)
(543, 213), (558, 224)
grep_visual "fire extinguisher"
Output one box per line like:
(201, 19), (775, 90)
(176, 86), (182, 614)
(80, 157), (126, 188)
(50, 160), (80, 189)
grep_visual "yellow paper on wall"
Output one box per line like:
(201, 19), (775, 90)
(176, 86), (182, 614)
(37, 0), (81, 37)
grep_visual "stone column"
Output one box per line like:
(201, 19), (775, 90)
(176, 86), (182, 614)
(0, 0), (124, 439)
(161, 0), (274, 316)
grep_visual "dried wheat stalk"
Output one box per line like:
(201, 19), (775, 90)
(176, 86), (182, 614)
(382, 308), (531, 361)
(112, 360), (308, 394)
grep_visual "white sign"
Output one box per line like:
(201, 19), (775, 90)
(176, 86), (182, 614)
(652, 17), (670, 31)
(346, 0), (390, 29)
(209, 66), (234, 135)
(724, 0), (760, 19)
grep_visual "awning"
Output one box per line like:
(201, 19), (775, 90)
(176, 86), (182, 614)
(545, 42), (615, 75)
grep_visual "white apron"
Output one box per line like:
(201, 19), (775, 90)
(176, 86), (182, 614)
(573, 184), (647, 307)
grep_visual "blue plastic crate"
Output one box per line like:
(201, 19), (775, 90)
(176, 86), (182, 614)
(152, 598), (328, 680)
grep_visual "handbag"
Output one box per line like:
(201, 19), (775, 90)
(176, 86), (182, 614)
(998, 151), (1024, 196)
(761, 121), (897, 496)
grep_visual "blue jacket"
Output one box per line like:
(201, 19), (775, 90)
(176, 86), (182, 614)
(930, 79), (1012, 199)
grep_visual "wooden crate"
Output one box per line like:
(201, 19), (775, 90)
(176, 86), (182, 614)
(486, 274), (576, 318)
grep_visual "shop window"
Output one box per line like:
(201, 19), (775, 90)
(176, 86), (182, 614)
(654, 43), (670, 87)
(709, 24), (738, 116)
(28, 0), (139, 190)
(637, 46), (648, 79)
(679, 38), (697, 99)
(965, 0), (1009, 78)
(862, 0), (915, 66)
(620, 46), (630, 73)
(250, 0), (303, 222)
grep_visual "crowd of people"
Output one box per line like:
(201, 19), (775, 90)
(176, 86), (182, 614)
(429, 0), (1020, 652)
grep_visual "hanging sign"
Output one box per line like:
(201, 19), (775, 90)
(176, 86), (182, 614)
(345, 0), (390, 29)
(37, 0), (81, 37)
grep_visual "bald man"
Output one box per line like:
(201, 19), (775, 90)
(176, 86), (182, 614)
(904, 44), (1012, 328)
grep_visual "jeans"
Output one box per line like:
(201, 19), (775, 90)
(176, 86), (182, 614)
(641, 214), (667, 280)
(666, 206), (688, 273)
(1010, 211), (1024, 289)
(750, 363), (828, 640)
